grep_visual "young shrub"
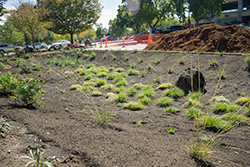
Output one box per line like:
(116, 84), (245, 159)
(155, 58), (160, 64)
(84, 75), (92, 81)
(244, 56), (250, 71)
(209, 58), (218, 68)
(115, 93), (128, 103)
(187, 91), (203, 100)
(156, 83), (173, 90)
(100, 84), (115, 91)
(138, 97), (152, 105)
(221, 112), (250, 126)
(91, 90), (102, 97)
(115, 68), (125, 73)
(164, 87), (184, 99)
(123, 102), (144, 111)
(90, 52), (96, 61)
(164, 107), (179, 114)
(70, 84), (82, 90)
(97, 72), (108, 78)
(128, 69), (140, 76)
(147, 63), (153, 70)
(137, 57), (143, 63)
(211, 103), (240, 114)
(11, 77), (44, 106)
(126, 87), (138, 96)
(198, 115), (233, 132)
(83, 53), (89, 59)
(132, 83), (145, 90)
(185, 107), (204, 119)
(107, 73), (117, 80)
(156, 97), (172, 107)
(183, 99), (202, 109)
(0, 72), (18, 95)
(96, 79), (107, 87)
(234, 96), (250, 106)
(217, 70), (228, 79)
(81, 85), (95, 93)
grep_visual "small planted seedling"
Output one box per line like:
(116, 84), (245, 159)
(209, 58), (218, 68)
(125, 56), (129, 61)
(244, 56), (250, 71)
(136, 120), (143, 127)
(128, 69), (140, 76)
(155, 58), (160, 64)
(217, 70), (228, 80)
(90, 52), (96, 61)
(138, 97), (152, 105)
(166, 127), (175, 134)
(179, 58), (184, 65)
(168, 68), (173, 74)
(233, 83), (237, 90)
(156, 97), (172, 107)
(123, 102), (144, 111)
(137, 57), (143, 63)
(199, 50), (205, 55)
(147, 63), (153, 70)
(164, 87), (184, 99)
(164, 107), (179, 114)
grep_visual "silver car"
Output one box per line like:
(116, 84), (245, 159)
(0, 44), (16, 53)
(49, 40), (70, 50)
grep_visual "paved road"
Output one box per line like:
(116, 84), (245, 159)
(85, 39), (148, 51)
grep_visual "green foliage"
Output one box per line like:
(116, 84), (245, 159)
(138, 97), (152, 105)
(164, 107), (179, 114)
(156, 83), (173, 90)
(20, 65), (32, 74)
(20, 146), (57, 167)
(0, 72), (18, 95)
(126, 87), (138, 96)
(187, 91), (203, 100)
(183, 99), (202, 109)
(90, 52), (96, 61)
(164, 87), (184, 99)
(125, 56), (129, 61)
(209, 58), (218, 68)
(100, 83), (115, 91)
(235, 96), (250, 106)
(96, 79), (107, 87)
(84, 75), (92, 80)
(107, 73), (117, 80)
(179, 58), (184, 65)
(146, 63), (153, 70)
(123, 102), (144, 111)
(137, 86), (155, 99)
(91, 90), (102, 96)
(128, 69), (140, 76)
(89, 109), (114, 123)
(115, 93), (128, 103)
(76, 51), (82, 58)
(168, 68), (173, 74)
(0, 121), (12, 138)
(11, 77), (44, 106)
(166, 127), (175, 134)
(81, 85), (95, 93)
(155, 58), (160, 64)
(217, 70), (228, 80)
(137, 57), (143, 63)
(244, 56), (250, 71)
(211, 103), (240, 114)
(221, 112), (250, 126)
(185, 107), (204, 119)
(47, 57), (79, 67)
(156, 97), (172, 107)
(39, 0), (102, 43)
(97, 72), (108, 78)
(69, 84), (81, 90)
(198, 115), (232, 132)
(115, 68), (125, 73)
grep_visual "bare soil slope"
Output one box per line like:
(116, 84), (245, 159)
(0, 50), (250, 167)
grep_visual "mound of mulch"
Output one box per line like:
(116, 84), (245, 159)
(145, 24), (250, 53)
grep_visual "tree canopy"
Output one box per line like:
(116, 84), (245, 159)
(9, 2), (51, 47)
(38, 0), (102, 44)
(0, 0), (7, 18)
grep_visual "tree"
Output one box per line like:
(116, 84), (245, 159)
(38, 0), (102, 44)
(9, 2), (51, 48)
(0, 19), (24, 45)
(187, 0), (226, 25)
(0, 0), (7, 19)
(95, 24), (107, 39)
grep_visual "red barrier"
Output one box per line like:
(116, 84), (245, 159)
(122, 35), (125, 47)
(105, 38), (108, 47)
(147, 33), (153, 45)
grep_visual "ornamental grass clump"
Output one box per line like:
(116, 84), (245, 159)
(123, 102), (144, 111)
(128, 69), (140, 76)
(211, 103), (240, 114)
(185, 107), (204, 119)
(138, 97), (151, 105)
(126, 87), (138, 96)
(164, 107), (179, 114)
(156, 97), (172, 107)
(114, 93), (128, 103)
(234, 96), (250, 106)
(164, 87), (184, 99)
(156, 83), (173, 90)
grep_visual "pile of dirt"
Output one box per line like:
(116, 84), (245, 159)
(145, 24), (250, 53)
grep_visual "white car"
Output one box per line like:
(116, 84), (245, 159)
(33, 43), (48, 51)
(0, 44), (23, 53)
(49, 40), (70, 50)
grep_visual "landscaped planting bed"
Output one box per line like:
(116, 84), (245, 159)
(0, 49), (250, 167)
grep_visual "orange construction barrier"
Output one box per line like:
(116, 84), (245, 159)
(147, 33), (153, 45)
(122, 35), (125, 48)
(105, 38), (108, 47)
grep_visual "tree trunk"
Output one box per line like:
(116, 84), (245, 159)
(70, 33), (74, 44)
(195, 20), (199, 27)
(32, 34), (35, 50)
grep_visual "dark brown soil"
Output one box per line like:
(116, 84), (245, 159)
(145, 24), (250, 53)
(0, 50), (250, 167)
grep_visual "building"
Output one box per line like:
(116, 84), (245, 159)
(199, 0), (250, 26)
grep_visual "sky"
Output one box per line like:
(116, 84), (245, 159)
(1, 0), (122, 28)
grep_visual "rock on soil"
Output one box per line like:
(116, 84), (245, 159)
(145, 24), (250, 53)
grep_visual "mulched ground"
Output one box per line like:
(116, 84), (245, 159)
(0, 50), (250, 167)
(145, 24), (250, 53)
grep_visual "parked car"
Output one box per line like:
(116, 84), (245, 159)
(134, 32), (149, 43)
(0, 44), (23, 53)
(49, 40), (70, 50)
(148, 28), (164, 34)
(240, 23), (250, 30)
(160, 25), (186, 34)
(101, 35), (117, 42)
(33, 43), (48, 51)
